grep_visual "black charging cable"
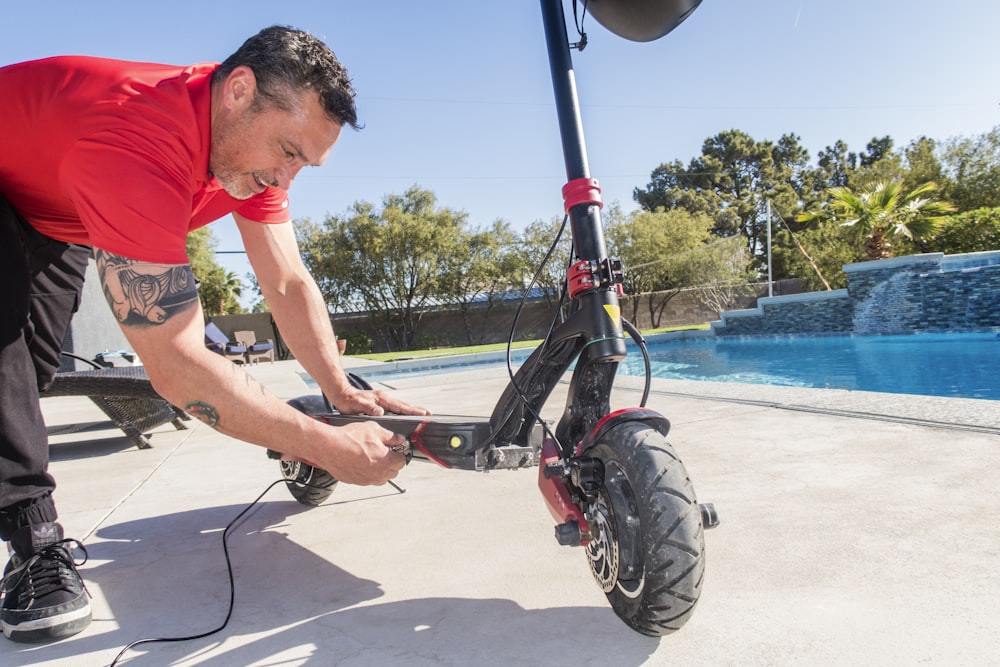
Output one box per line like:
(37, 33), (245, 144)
(108, 477), (387, 666)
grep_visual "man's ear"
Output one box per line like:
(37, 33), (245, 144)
(222, 65), (257, 111)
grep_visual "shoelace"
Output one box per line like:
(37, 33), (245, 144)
(2, 539), (89, 599)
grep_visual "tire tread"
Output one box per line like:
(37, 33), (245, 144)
(588, 420), (705, 635)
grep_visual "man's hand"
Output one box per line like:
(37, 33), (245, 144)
(288, 421), (409, 486)
(327, 421), (408, 486)
(332, 386), (431, 417)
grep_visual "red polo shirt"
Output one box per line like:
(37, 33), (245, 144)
(0, 56), (290, 264)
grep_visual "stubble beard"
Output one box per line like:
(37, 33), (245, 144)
(214, 170), (258, 200)
(209, 112), (259, 200)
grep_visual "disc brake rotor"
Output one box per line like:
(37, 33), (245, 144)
(586, 458), (647, 598)
(281, 460), (308, 484)
(587, 492), (619, 593)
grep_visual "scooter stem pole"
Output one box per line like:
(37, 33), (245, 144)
(540, 0), (610, 263)
(541, 0), (590, 181)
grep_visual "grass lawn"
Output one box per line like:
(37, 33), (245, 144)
(353, 323), (709, 362)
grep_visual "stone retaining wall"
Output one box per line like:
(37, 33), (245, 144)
(712, 251), (1000, 336)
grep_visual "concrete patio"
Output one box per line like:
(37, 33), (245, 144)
(5, 357), (999, 666)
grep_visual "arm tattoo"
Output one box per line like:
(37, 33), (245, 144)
(94, 249), (199, 326)
(185, 401), (221, 428)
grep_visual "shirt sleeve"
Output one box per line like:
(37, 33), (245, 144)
(60, 128), (196, 265)
(236, 186), (290, 224)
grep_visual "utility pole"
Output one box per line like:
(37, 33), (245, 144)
(766, 199), (773, 297)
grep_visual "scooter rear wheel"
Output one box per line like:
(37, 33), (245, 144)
(583, 420), (705, 635)
(279, 460), (338, 506)
(282, 395), (340, 506)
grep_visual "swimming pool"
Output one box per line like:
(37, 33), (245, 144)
(334, 332), (999, 401)
(618, 333), (999, 400)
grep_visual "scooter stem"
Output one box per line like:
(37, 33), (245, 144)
(541, 0), (590, 181)
(540, 0), (611, 263)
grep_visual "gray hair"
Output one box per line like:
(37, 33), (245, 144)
(214, 25), (360, 129)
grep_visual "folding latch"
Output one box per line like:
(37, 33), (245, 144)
(567, 257), (624, 299)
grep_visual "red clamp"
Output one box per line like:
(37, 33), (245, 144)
(562, 178), (603, 214)
(567, 257), (625, 300)
(567, 260), (597, 299)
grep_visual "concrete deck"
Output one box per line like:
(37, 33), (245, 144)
(5, 358), (999, 666)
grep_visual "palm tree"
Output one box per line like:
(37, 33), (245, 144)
(217, 271), (243, 315)
(797, 180), (955, 261)
(196, 267), (244, 316)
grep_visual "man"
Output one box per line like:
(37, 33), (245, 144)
(0, 26), (426, 643)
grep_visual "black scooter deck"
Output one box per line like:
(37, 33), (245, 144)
(311, 413), (540, 471)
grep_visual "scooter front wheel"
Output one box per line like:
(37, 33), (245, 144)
(583, 421), (705, 635)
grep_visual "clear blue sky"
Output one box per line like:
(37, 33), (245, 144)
(4, 1), (998, 301)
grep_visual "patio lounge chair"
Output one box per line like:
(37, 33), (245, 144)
(204, 321), (246, 363)
(43, 356), (189, 449)
(233, 330), (275, 364)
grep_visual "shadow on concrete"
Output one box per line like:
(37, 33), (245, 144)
(48, 434), (143, 462)
(3, 500), (658, 666)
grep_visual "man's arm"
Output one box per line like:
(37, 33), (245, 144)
(94, 248), (408, 485)
(234, 213), (429, 416)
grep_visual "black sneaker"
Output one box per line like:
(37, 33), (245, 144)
(1, 522), (91, 643)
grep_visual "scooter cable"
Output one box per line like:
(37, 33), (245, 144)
(497, 213), (571, 448)
(570, 0), (590, 50)
(621, 318), (651, 407)
(108, 472), (406, 667)
(108, 478), (292, 666)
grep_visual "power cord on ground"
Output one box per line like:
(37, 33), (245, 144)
(108, 476), (401, 666)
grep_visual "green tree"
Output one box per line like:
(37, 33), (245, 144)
(295, 216), (354, 313)
(298, 186), (465, 351)
(440, 219), (524, 345)
(633, 129), (810, 272)
(940, 126), (1000, 211)
(606, 207), (723, 327)
(798, 180), (956, 261)
(859, 135), (894, 167)
(771, 215), (862, 291)
(686, 236), (757, 315)
(216, 271), (243, 314)
(519, 216), (573, 309)
(809, 140), (857, 192)
(926, 207), (1000, 254)
(186, 226), (244, 316)
(903, 136), (943, 190)
(851, 136), (905, 189)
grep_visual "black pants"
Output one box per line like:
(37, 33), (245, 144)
(0, 195), (90, 541)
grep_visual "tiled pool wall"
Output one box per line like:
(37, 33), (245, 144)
(712, 251), (1000, 336)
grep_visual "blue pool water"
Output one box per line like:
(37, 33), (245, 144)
(618, 333), (1000, 400)
(323, 333), (999, 401)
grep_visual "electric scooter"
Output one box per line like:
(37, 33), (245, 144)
(271, 0), (715, 637)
